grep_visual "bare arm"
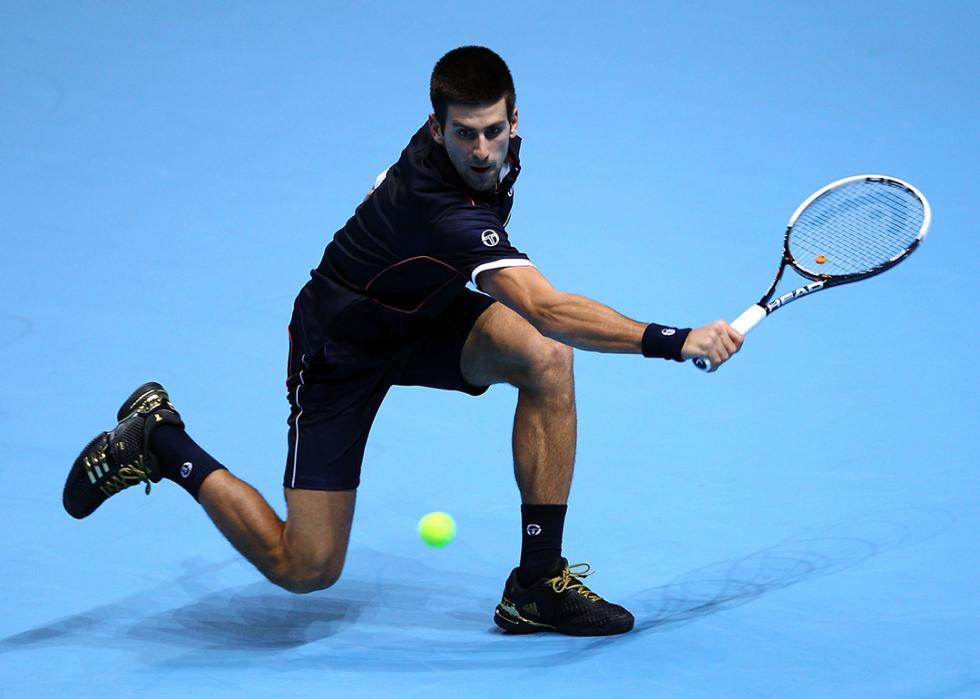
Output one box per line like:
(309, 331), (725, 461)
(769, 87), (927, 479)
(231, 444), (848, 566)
(478, 266), (742, 368)
(478, 266), (645, 353)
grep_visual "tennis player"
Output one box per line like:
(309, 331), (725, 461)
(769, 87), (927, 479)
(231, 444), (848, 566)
(64, 46), (742, 636)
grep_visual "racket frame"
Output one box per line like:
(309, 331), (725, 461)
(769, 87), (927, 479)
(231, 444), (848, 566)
(697, 174), (931, 364)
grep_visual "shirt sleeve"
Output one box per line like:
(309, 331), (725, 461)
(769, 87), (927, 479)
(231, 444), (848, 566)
(432, 203), (535, 286)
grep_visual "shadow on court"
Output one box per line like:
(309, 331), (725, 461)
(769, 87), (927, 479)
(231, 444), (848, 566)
(0, 560), (369, 655)
(622, 506), (955, 639)
(0, 507), (954, 670)
(631, 535), (879, 634)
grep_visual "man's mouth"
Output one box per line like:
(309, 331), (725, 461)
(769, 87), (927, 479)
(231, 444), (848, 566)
(471, 164), (493, 174)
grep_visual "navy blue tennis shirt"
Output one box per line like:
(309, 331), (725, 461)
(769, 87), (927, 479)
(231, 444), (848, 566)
(320, 123), (530, 307)
(296, 124), (533, 349)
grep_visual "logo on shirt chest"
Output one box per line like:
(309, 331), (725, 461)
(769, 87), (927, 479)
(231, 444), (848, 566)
(481, 229), (500, 247)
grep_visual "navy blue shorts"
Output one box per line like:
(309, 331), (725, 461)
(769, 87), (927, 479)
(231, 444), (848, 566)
(284, 285), (495, 491)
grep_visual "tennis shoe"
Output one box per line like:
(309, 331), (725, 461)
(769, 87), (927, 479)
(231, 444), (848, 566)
(494, 558), (634, 636)
(63, 382), (183, 519)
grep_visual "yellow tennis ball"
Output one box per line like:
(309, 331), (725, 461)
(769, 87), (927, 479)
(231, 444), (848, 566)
(418, 512), (456, 548)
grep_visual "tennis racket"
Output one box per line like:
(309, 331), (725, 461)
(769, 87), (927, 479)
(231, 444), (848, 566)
(694, 174), (931, 371)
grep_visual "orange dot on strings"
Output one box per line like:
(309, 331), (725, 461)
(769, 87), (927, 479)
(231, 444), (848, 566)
(815, 255), (827, 264)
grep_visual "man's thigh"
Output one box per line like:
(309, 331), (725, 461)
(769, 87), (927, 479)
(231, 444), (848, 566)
(395, 289), (496, 394)
(283, 488), (357, 574)
(285, 350), (393, 491)
(459, 301), (556, 388)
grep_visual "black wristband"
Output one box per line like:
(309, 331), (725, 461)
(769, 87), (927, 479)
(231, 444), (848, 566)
(641, 323), (691, 361)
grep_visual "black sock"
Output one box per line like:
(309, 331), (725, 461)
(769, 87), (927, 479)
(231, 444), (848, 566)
(149, 425), (226, 500)
(517, 504), (567, 587)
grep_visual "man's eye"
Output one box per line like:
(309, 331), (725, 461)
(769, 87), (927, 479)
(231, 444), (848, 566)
(457, 129), (473, 139)
(487, 127), (502, 138)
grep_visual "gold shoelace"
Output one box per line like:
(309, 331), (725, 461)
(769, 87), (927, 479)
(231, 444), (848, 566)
(546, 563), (602, 602)
(98, 456), (153, 496)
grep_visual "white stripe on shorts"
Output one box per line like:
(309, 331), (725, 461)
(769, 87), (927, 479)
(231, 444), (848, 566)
(290, 354), (307, 488)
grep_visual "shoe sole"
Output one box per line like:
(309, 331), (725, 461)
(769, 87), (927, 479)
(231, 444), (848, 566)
(494, 604), (634, 637)
(63, 432), (111, 519)
(493, 605), (556, 634)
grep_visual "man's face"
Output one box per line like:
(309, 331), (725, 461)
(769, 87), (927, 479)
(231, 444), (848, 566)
(429, 98), (518, 192)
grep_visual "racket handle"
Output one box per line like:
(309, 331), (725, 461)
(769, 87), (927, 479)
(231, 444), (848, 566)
(693, 305), (766, 371)
(731, 304), (766, 335)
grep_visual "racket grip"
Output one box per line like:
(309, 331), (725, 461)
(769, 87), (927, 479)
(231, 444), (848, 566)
(731, 304), (766, 335)
(693, 305), (766, 371)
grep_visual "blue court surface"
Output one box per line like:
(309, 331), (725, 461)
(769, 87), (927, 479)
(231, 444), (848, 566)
(2, 2), (978, 697)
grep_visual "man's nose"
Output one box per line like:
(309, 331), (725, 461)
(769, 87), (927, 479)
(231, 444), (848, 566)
(472, 135), (490, 160)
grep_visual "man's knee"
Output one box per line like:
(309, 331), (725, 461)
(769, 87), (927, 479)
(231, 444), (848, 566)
(520, 337), (574, 394)
(273, 554), (345, 594)
(275, 488), (355, 593)
(283, 571), (342, 595)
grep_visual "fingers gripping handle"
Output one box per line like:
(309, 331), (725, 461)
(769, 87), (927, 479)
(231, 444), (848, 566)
(693, 305), (766, 371)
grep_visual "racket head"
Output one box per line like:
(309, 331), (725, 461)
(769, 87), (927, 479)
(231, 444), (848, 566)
(784, 175), (930, 281)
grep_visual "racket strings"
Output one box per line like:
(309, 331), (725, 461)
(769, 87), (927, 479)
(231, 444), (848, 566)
(802, 191), (921, 265)
(798, 192), (918, 265)
(792, 188), (921, 273)
(789, 181), (924, 278)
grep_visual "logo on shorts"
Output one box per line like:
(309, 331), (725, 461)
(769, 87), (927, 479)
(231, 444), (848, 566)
(526, 524), (542, 536)
(661, 328), (676, 336)
(180, 462), (193, 478)
(481, 229), (500, 246)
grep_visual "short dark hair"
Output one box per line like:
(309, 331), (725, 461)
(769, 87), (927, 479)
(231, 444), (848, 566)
(430, 46), (516, 127)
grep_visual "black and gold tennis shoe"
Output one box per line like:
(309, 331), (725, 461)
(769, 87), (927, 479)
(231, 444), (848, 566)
(63, 382), (183, 519)
(494, 558), (634, 636)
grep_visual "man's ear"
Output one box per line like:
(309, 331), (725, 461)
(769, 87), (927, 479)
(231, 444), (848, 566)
(428, 113), (444, 144)
(509, 106), (519, 137)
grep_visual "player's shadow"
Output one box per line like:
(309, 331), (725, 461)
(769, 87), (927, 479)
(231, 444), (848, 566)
(0, 556), (371, 656)
(0, 507), (954, 668)
(129, 587), (365, 650)
(629, 536), (875, 633)
(619, 506), (955, 640)
(0, 582), (366, 657)
(0, 591), (358, 653)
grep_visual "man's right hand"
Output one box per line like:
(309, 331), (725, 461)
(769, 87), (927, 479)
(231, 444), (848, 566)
(680, 321), (744, 371)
